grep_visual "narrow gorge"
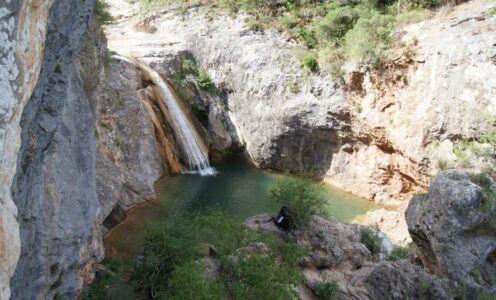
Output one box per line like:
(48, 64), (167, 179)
(0, 0), (495, 299)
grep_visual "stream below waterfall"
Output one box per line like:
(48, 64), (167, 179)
(104, 157), (376, 263)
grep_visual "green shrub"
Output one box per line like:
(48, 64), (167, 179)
(315, 6), (359, 43)
(198, 69), (216, 94)
(164, 261), (225, 300)
(83, 258), (135, 300)
(301, 54), (318, 72)
(181, 59), (200, 76)
(470, 173), (496, 213)
(131, 215), (204, 296)
(124, 210), (305, 299)
(387, 246), (410, 261)
(436, 159), (450, 170)
(314, 281), (340, 300)
(298, 28), (319, 49)
(94, 0), (113, 24)
(270, 179), (327, 230)
(360, 228), (381, 256)
(344, 13), (396, 63)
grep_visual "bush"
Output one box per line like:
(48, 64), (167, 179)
(181, 59), (200, 77)
(94, 0), (113, 24)
(122, 210), (306, 299)
(344, 12), (396, 63)
(387, 246), (410, 261)
(198, 69), (216, 94)
(301, 54), (319, 72)
(83, 258), (135, 300)
(270, 179), (327, 229)
(436, 159), (450, 170)
(360, 228), (381, 256)
(315, 6), (359, 43)
(314, 281), (340, 300)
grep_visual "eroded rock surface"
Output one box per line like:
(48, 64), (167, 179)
(245, 214), (449, 300)
(406, 170), (496, 294)
(79, 20), (164, 231)
(9, 0), (98, 298)
(105, 0), (496, 207)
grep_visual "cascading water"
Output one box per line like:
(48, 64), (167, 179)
(132, 58), (216, 176)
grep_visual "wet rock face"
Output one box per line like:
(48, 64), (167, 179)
(10, 0), (97, 299)
(406, 170), (496, 294)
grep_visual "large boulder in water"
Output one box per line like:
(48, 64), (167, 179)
(406, 170), (496, 294)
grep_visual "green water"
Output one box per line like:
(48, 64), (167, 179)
(104, 157), (376, 262)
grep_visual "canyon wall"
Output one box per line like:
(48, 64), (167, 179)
(106, 0), (496, 207)
(0, 0), (57, 298)
(1, 1), (166, 298)
(9, 0), (99, 298)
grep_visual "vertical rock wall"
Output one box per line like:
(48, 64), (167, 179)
(1, 0), (57, 298)
(9, 0), (98, 299)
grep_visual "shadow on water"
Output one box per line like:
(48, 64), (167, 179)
(104, 156), (376, 263)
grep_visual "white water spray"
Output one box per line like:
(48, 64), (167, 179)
(133, 58), (216, 176)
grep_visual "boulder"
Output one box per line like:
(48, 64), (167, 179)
(406, 170), (496, 294)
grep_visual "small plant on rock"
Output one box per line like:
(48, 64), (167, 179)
(314, 281), (339, 300)
(270, 179), (327, 230)
(360, 228), (381, 256)
(301, 54), (318, 72)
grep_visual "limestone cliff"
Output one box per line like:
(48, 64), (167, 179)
(105, 0), (496, 208)
(1, 0), (58, 298)
(1, 1), (167, 298)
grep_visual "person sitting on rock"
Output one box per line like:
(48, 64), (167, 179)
(273, 206), (291, 231)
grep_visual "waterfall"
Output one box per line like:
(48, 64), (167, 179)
(131, 58), (216, 176)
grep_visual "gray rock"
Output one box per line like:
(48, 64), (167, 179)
(246, 213), (451, 300)
(10, 1), (98, 299)
(406, 170), (496, 294)
(366, 260), (451, 300)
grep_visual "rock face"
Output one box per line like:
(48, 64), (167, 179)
(79, 20), (164, 231)
(245, 214), (450, 299)
(406, 170), (496, 294)
(105, 0), (496, 206)
(0, 2), (166, 298)
(0, 0), (58, 297)
(9, 0), (98, 298)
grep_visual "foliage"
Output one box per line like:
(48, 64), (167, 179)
(360, 228), (381, 256)
(171, 59), (218, 96)
(198, 69), (216, 93)
(164, 261), (225, 300)
(112, 210), (307, 299)
(436, 159), (450, 170)
(94, 0), (113, 24)
(136, 0), (463, 82)
(83, 258), (136, 300)
(470, 173), (496, 214)
(387, 245), (410, 261)
(344, 13), (396, 64)
(301, 54), (319, 72)
(314, 281), (340, 300)
(270, 178), (327, 230)
(137, 0), (469, 80)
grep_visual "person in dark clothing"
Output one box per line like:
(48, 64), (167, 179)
(273, 206), (291, 231)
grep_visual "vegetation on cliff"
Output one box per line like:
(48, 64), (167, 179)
(135, 0), (467, 80)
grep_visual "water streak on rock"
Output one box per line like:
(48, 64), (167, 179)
(132, 58), (215, 176)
